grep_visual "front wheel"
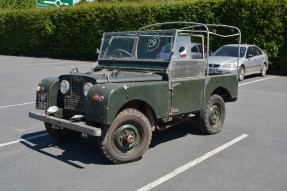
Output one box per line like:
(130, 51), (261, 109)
(238, 66), (245, 81)
(198, 95), (226, 134)
(99, 108), (152, 164)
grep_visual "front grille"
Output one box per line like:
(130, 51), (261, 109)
(209, 64), (220, 68)
(64, 76), (85, 112)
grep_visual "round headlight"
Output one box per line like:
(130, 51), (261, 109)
(83, 82), (93, 97)
(60, 80), (70, 94)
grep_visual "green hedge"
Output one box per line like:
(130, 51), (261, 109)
(0, 0), (35, 9)
(0, 0), (286, 72)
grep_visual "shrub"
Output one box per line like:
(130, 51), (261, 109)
(0, 0), (286, 72)
(0, 0), (35, 9)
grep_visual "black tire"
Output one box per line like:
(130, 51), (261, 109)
(99, 108), (152, 164)
(260, 64), (267, 77)
(44, 122), (81, 142)
(199, 95), (226, 134)
(238, 66), (245, 81)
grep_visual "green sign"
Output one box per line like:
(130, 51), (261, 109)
(37, 0), (74, 8)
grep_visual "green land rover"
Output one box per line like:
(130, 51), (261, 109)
(29, 22), (241, 163)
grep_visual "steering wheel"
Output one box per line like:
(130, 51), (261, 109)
(114, 49), (134, 58)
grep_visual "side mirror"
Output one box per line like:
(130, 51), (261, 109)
(246, 54), (253, 58)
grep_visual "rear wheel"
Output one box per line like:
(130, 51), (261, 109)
(238, 66), (245, 81)
(260, 64), (267, 77)
(44, 122), (81, 142)
(198, 95), (225, 134)
(99, 108), (152, 164)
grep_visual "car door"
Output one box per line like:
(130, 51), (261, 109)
(252, 46), (264, 72)
(245, 46), (257, 74)
(170, 34), (205, 115)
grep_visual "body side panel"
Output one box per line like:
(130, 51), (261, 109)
(204, 75), (238, 104)
(37, 77), (59, 108)
(171, 78), (205, 115)
(85, 81), (169, 124)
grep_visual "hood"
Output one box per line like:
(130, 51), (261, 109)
(61, 70), (164, 84)
(207, 56), (242, 66)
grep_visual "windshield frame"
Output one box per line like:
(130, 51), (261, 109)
(98, 30), (175, 62)
(97, 30), (176, 71)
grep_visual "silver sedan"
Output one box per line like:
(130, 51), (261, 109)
(207, 44), (268, 81)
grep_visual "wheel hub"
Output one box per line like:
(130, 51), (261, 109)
(113, 124), (142, 154)
(209, 105), (221, 127)
(123, 130), (135, 144)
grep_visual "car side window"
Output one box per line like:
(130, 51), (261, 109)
(246, 47), (253, 57)
(191, 45), (199, 53)
(252, 46), (262, 56)
(197, 45), (203, 53)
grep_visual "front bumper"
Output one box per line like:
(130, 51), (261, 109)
(208, 67), (237, 75)
(29, 112), (101, 136)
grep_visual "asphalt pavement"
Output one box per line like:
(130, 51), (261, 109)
(0, 55), (286, 191)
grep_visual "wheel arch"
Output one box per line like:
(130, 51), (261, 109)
(118, 100), (156, 131)
(204, 75), (238, 105)
(263, 62), (268, 69)
(211, 87), (233, 102)
(240, 64), (246, 69)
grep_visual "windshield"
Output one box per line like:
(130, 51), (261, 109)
(213, 46), (246, 57)
(99, 31), (174, 61)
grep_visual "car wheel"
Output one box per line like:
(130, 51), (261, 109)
(260, 64), (267, 77)
(99, 108), (152, 164)
(238, 66), (245, 81)
(44, 122), (82, 142)
(198, 95), (225, 134)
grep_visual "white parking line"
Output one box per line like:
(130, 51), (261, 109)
(0, 102), (35, 109)
(239, 76), (276, 86)
(0, 133), (48, 148)
(137, 134), (249, 191)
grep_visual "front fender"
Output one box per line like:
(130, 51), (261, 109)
(37, 77), (59, 109)
(85, 81), (169, 124)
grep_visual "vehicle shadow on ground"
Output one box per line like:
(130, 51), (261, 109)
(20, 131), (108, 168)
(243, 74), (261, 80)
(150, 117), (206, 148)
(20, 117), (204, 167)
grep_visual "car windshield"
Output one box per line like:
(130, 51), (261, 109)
(213, 46), (246, 57)
(99, 31), (174, 61)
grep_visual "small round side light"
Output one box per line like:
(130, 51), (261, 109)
(98, 96), (105, 102)
(36, 86), (44, 92)
(93, 95), (99, 101)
